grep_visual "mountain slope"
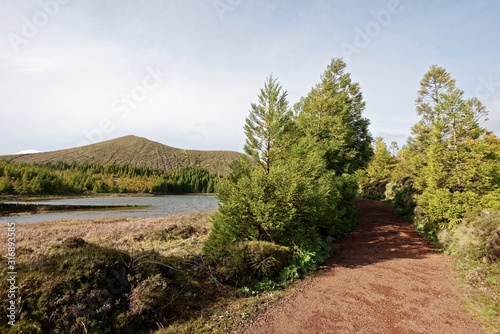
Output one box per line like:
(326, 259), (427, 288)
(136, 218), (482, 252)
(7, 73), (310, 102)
(1, 135), (241, 175)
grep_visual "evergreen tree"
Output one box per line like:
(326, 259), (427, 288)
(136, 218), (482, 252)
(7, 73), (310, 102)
(244, 75), (292, 174)
(205, 75), (359, 263)
(357, 137), (396, 199)
(295, 58), (373, 174)
(405, 65), (457, 178)
(406, 65), (492, 230)
(366, 138), (396, 181)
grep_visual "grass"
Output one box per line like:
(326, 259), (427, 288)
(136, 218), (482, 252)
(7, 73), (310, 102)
(0, 211), (295, 333)
(454, 258), (500, 334)
(437, 210), (500, 333)
(0, 212), (214, 260)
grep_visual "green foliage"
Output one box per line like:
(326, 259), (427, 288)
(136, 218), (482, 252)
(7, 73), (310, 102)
(0, 160), (218, 195)
(406, 66), (497, 232)
(205, 72), (361, 286)
(244, 75), (292, 174)
(279, 248), (320, 283)
(365, 66), (500, 235)
(386, 178), (416, 219)
(205, 143), (358, 257)
(210, 241), (291, 284)
(357, 137), (397, 199)
(481, 189), (500, 211)
(295, 58), (373, 174)
(355, 65), (500, 332)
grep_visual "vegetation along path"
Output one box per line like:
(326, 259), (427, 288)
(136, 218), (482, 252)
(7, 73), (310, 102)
(243, 199), (485, 334)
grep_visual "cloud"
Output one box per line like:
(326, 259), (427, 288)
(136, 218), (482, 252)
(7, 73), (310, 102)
(14, 149), (42, 155)
(1, 0), (499, 155)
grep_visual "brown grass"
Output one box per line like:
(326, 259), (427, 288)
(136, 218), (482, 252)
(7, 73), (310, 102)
(0, 211), (214, 262)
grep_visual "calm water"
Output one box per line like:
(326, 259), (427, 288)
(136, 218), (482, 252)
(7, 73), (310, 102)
(0, 195), (218, 224)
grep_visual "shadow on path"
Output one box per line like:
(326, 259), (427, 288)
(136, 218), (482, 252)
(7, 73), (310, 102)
(328, 199), (433, 269)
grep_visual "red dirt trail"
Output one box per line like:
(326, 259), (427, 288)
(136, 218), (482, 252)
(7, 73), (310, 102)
(242, 199), (485, 334)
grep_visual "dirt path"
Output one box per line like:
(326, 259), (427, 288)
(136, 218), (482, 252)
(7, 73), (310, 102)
(243, 199), (484, 334)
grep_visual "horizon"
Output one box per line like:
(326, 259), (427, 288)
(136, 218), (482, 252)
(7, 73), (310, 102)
(1, 1), (499, 155)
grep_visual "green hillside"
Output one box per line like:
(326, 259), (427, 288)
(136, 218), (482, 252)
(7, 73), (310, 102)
(1, 135), (241, 176)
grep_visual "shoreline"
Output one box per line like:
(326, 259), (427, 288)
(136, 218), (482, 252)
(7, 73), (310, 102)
(0, 202), (149, 216)
(0, 192), (216, 202)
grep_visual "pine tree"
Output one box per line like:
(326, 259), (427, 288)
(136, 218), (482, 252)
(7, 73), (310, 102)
(366, 138), (396, 180)
(205, 74), (359, 263)
(407, 65), (492, 230)
(244, 75), (292, 174)
(296, 58), (373, 174)
(357, 137), (396, 199)
(389, 141), (399, 157)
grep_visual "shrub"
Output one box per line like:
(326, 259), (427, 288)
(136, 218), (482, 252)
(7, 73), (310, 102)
(385, 176), (417, 216)
(440, 210), (500, 263)
(481, 189), (500, 211)
(62, 236), (86, 248)
(128, 274), (170, 317)
(0, 243), (206, 334)
(213, 241), (291, 284)
(0, 243), (132, 333)
(279, 248), (317, 283)
(417, 188), (480, 231)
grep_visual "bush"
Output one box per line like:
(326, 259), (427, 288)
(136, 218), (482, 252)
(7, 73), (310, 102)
(417, 188), (480, 231)
(62, 236), (86, 248)
(440, 210), (500, 263)
(360, 179), (388, 200)
(481, 189), (500, 211)
(279, 248), (318, 283)
(0, 244), (132, 333)
(213, 241), (291, 284)
(0, 243), (206, 334)
(128, 274), (170, 317)
(385, 176), (417, 216)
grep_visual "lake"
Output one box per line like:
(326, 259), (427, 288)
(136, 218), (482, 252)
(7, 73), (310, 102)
(0, 195), (219, 224)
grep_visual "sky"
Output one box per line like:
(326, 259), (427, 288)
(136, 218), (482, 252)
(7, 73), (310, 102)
(0, 0), (499, 155)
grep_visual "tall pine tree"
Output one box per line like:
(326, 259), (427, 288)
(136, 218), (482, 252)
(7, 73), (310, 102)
(406, 66), (492, 230)
(295, 58), (373, 174)
(244, 75), (292, 174)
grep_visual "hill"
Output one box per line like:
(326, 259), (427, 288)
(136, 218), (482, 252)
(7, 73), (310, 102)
(1, 135), (241, 175)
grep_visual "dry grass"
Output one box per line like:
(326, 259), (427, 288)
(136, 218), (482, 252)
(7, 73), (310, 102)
(0, 211), (215, 262)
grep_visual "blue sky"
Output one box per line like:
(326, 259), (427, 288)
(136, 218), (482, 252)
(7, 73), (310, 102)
(1, 0), (499, 154)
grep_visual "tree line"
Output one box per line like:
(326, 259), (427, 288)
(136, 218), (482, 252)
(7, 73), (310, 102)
(0, 161), (217, 195)
(357, 65), (500, 268)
